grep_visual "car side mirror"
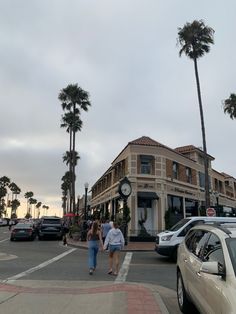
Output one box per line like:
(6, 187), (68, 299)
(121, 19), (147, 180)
(200, 261), (225, 277)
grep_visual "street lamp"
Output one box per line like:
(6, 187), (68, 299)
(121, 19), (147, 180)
(84, 182), (89, 221)
(214, 191), (219, 208)
(76, 195), (80, 222)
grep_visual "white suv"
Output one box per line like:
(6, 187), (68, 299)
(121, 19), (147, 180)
(177, 223), (236, 314)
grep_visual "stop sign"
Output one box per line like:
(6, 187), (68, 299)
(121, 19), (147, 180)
(206, 207), (216, 217)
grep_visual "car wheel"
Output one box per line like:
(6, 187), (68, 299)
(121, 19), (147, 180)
(38, 235), (42, 240)
(10, 237), (14, 241)
(177, 270), (193, 313)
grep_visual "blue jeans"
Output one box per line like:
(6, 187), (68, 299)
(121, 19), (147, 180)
(88, 240), (99, 269)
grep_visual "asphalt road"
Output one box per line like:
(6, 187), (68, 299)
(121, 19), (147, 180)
(0, 226), (182, 313)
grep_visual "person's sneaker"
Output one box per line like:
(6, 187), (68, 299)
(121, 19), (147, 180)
(89, 269), (93, 275)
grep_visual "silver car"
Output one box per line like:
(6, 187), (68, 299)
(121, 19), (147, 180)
(177, 223), (236, 314)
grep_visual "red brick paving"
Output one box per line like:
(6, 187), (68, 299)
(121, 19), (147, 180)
(0, 282), (162, 313)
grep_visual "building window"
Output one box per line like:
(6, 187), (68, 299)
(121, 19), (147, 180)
(186, 167), (192, 183)
(199, 172), (205, 188)
(172, 162), (178, 179)
(140, 155), (153, 174)
(167, 195), (184, 227)
(185, 198), (198, 217)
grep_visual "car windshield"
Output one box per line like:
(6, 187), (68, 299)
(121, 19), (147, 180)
(169, 218), (190, 231)
(226, 238), (236, 276)
(14, 223), (31, 229)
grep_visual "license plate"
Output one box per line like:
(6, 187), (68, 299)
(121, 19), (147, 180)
(19, 230), (25, 233)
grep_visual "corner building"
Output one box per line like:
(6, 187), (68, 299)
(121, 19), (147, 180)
(90, 136), (236, 238)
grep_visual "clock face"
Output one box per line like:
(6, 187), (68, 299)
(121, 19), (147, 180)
(121, 182), (131, 196)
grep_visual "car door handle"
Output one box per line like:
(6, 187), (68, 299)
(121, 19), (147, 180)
(196, 271), (202, 277)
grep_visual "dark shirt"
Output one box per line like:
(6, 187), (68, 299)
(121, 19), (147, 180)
(88, 233), (99, 241)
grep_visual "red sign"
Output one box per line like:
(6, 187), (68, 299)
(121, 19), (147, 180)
(206, 208), (216, 217)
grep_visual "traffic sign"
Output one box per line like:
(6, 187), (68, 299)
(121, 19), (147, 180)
(206, 207), (216, 217)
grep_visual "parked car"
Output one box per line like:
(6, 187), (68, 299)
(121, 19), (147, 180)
(0, 218), (9, 226)
(38, 216), (63, 240)
(177, 223), (236, 314)
(10, 223), (36, 241)
(155, 216), (236, 261)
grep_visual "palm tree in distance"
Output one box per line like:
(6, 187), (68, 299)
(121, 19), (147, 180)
(24, 191), (34, 215)
(42, 205), (49, 216)
(29, 198), (37, 218)
(223, 93), (236, 119)
(9, 182), (21, 218)
(59, 84), (91, 217)
(177, 20), (215, 210)
(36, 202), (42, 218)
(0, 176), (11, 217)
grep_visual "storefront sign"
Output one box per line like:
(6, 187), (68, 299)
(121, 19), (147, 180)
(174, 187), (194, 196)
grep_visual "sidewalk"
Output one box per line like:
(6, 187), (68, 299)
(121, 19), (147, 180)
(0, 238), (171, 313)
(67, 238), (155, 251)
(0, 279), (170, 314)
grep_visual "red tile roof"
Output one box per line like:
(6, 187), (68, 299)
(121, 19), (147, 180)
(175, 145), (215, 160)
(128, 136), (166, 147)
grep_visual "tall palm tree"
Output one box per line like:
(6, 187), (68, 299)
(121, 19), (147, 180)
(61, 171), (72, 214)
(42, 205), (49, 216)
(177, 20), (214, 209)
(29, 198), (37, 218)
(61, 113), (82, 213)
(11, 199), (20, 218)
(0, 176), (11, 217)
(36, 201), (42, 218)
(24, 191), (34, 215)
(58, 83), (91, 216)
(9, 182), (21, 217)
(223, 93), (236, 119)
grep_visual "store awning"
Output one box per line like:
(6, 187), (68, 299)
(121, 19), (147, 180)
(137, 191), (159, 200)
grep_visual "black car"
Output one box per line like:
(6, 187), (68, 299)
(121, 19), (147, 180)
(10, 223), (36, 241)
(38, 216), (63, 240)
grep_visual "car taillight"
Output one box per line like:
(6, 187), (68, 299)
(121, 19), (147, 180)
(28, 229), (33, 233)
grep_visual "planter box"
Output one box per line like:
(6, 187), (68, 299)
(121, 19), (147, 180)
(72, 232), (80, 241)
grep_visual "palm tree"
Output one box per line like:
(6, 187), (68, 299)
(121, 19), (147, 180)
(9, 182), (21, 217)
(61, 171), (72, 214)
(177, 20), (214, 209)
(58, 83), (91, 216)
(36, 202), (42, 218)
(63, 151), (80, 166)
(29, 198), (37, 218)
(11, 199), (20, 218)
(0, 176), (11, 217)
(223, 93), (236, 119)
(42, 205), (49, 216)
(24, 191), (34, 215)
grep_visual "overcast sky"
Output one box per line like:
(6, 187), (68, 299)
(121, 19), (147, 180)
(1, 1), (235, 217)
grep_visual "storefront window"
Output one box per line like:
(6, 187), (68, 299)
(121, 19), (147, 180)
(167, 195), (184, 227)
(185, 198), (198, 217)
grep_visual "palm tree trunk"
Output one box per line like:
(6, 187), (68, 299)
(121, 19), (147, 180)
(69, 127), (73, 213)
(193, 58), (210, 209)
(72, 103), (76, 218)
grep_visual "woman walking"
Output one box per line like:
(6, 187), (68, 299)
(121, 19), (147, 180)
(103, 221), (125, 276)
(87, 221), (103, 275)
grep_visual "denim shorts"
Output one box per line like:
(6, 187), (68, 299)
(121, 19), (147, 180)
(109, 244), (121, 253)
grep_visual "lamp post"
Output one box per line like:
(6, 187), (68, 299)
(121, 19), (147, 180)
(84, 182), (89, 221)
(214, 191), (219, 213)
(76, 195), (80, 223)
